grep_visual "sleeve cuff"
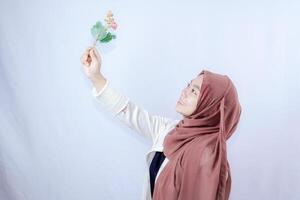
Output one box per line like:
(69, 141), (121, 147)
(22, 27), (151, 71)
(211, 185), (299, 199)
(91, 80), (130, 116)
(92, 79), (109, 97)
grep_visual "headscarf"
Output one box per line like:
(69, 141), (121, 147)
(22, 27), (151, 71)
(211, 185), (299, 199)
(153, 70), (242, 200)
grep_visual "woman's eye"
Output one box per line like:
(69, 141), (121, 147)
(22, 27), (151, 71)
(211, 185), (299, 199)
(186, 84), (197, 95)
(191, 89), (197, 95)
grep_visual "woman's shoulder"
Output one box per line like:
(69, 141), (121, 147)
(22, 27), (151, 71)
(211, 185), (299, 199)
(163, 117), (181, 132)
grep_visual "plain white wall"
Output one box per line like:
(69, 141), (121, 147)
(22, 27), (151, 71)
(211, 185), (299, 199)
(0, 0), (299, 199)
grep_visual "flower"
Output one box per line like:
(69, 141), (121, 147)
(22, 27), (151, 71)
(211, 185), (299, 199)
(90, 10), (117, 46)
(111, 22), (117, 30)
(104, 10), (117, 30)
(106, 10), (113, 17)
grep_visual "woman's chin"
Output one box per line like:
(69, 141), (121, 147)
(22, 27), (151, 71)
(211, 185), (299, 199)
(175, 103), (182, 113)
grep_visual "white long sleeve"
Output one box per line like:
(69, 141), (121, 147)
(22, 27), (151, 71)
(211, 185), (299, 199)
(91, 80), (175, 143)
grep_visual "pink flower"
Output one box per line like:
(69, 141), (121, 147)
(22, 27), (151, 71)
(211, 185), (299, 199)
(111, 22), (118, 30)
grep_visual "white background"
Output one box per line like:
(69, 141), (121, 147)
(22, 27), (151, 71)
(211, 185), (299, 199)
(0, 0), (299, 199)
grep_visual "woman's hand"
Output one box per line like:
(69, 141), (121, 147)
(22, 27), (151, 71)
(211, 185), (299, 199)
(81, 46), (103, 81)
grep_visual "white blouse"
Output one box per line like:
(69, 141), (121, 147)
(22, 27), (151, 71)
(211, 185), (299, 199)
(91, 80), (180, 200)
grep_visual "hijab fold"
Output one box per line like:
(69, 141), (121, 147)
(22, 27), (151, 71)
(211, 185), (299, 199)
(153, 70), (242, 200)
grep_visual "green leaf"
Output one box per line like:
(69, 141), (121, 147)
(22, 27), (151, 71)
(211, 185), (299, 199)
(97, 29), (108, 41)
(90, 21), (107, 39)
(100, 32), (116, 43)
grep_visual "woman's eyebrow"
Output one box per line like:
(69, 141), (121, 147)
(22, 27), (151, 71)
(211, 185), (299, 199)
(189, 80), (200, 91)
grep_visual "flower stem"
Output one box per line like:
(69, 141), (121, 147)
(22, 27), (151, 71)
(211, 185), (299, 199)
(93, 26), (109, 47)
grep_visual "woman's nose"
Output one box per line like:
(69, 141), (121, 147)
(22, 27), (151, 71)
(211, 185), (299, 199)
(182, 89), (188, 98)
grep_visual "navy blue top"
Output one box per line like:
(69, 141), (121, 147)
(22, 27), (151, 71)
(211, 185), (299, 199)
(149, 151), (166, 197)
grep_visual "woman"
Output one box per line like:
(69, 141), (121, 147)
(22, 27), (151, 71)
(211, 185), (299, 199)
(81, 47), (242, 200)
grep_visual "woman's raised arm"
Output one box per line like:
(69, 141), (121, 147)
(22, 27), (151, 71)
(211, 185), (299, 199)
(81, 47), (174, 143)
(91, 79), (173, 142)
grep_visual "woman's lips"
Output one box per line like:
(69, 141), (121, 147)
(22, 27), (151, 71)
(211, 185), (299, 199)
(178, 99), (184, 105)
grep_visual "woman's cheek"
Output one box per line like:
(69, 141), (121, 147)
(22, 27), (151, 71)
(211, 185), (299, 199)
(186, 97), (197, 106)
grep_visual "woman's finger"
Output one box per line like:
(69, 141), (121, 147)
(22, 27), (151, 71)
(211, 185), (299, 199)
(83, 47), (93, 59)
(86, 46), (93, 52)
(81, 47), (92, 62)
(90, 49), (97, 60)
(81, 53), (88, 65)
(92, 47), (101, 60)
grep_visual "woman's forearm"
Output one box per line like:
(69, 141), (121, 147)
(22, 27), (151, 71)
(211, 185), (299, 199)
(91, 74), (107, 93)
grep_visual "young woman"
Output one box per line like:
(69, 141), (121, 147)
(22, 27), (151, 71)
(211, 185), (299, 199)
(81, 47), (242, 200)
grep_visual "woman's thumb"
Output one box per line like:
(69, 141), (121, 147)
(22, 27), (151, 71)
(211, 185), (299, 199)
(90, 49), (96, 60)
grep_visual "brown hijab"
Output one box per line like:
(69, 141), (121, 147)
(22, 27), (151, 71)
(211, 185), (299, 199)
(153, 70), (242, 200)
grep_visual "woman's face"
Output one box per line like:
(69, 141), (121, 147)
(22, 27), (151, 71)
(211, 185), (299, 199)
(176, 75), (204, 117)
